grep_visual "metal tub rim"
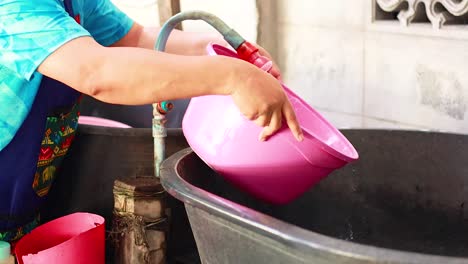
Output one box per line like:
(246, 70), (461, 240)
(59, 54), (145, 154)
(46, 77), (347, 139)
(160, 130), (468, 264)
(77, 124), (184, 137)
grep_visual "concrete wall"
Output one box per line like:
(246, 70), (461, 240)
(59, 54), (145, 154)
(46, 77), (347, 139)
(111, 0), (257, 41)
(111, 0), (468, 134)
(278, 0), (468, 133)
(111, 0), (160, 26)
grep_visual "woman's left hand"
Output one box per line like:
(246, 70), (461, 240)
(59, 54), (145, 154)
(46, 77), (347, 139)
(255, 45), (281, 80)
(200, 32), (282, 80)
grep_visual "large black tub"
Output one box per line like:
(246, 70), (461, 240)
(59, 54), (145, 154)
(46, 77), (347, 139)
(161, 129), (468, 264)
(42, 125), (188, 223)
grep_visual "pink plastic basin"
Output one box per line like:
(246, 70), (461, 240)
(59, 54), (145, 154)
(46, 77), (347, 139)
(181, 44), (359, 204)
(78, 116), (131, 128)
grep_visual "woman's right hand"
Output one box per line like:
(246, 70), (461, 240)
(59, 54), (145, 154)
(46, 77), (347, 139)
(226, 59), (303, 142)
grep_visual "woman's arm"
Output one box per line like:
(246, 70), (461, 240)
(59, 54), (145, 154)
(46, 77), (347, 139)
(38, 36), (302, 141)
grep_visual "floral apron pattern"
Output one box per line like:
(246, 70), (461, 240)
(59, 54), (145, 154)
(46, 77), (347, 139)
(33, 102), (80, 197)
(0, 216), (40, 243)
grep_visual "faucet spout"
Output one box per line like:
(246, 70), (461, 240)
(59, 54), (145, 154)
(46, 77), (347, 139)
(153, 106), (167, 177)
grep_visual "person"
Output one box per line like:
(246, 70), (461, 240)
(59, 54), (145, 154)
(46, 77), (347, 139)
(0, 0), (303, 243)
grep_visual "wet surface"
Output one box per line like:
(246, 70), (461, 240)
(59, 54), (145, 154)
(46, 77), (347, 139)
(181, 129), (468, 258)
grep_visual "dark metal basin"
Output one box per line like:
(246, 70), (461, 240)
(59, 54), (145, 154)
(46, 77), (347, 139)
(42, 125), (188, 223)
(161, 129), (468, 264)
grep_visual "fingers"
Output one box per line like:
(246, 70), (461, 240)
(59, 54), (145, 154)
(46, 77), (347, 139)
(269, 65), (281, 80)
(282, 100), (303, 141)
(256, 46), (273, 60)
(259, 110), (282, 141)
(256, 45), (282, 80)
(256, 101), (302, 142)
(253, 110), (273, 128)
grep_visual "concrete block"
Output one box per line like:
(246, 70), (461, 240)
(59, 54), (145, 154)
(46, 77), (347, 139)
(364, 31), (468, 134)
(318, 110), (363, 129)
(180, 0), (258, 41)
(112, 0), (160, 27)
(279, 25), (364, 115)
(362, 117), (429, 130)
(278, 0), (365, 30)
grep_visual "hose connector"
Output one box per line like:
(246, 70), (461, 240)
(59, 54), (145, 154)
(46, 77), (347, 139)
(156, 101), (174, 115)
(236, 41), (273, 73)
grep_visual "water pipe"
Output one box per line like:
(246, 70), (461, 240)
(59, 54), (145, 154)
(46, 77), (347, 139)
(153, 10), (274, 177)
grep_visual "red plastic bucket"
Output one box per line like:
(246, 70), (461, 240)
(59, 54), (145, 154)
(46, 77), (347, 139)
(15, 212), (105, 264)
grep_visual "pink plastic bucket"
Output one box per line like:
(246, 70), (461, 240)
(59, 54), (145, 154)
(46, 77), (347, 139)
(15, 212), (105, 264)
(181, 44), (359, 204)
(78, 116), (131, 128)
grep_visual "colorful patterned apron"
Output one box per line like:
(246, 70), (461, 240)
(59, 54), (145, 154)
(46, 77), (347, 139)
(0, 0), (81, 242)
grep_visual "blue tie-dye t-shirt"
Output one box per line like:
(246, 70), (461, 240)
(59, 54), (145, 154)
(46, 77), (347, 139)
(0, 0), (134, 151)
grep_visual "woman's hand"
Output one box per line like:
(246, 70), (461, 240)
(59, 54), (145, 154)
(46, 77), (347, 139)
(193, 32), (298, 141)
(196, 32), (281, 79)
(225, 58), (302, 142)
(254, 45), (281, 80)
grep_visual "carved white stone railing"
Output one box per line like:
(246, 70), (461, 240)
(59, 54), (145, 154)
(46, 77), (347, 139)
(376, 0), (468, 29)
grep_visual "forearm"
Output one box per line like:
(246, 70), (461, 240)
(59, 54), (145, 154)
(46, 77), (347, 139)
(37, 36), (300, 140)
(87, 46), (242, 105)
(38, 36), (248, 105)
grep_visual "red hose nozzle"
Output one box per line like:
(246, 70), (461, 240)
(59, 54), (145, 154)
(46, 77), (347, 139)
(236, 41), (273, 73)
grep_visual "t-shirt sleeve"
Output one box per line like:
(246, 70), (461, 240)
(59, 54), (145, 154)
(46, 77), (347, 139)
(0, 0), (92, 81)
(82, 0), (134, 47)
